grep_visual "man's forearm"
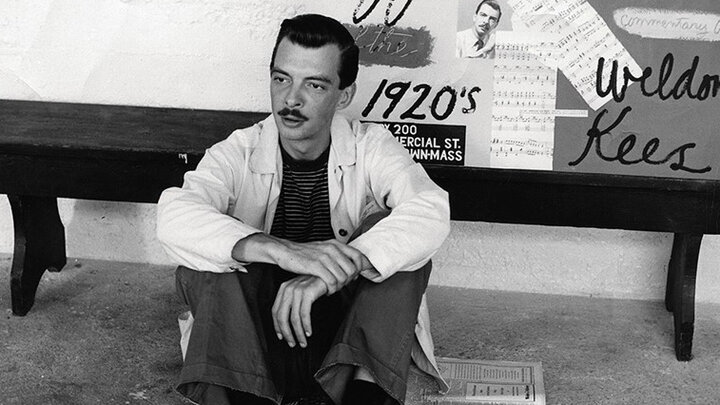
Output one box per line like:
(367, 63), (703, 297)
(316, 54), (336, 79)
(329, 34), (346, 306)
(231, 233), (372, 293)
(231, 232), (287, 265)
(232, 233), (374, 271)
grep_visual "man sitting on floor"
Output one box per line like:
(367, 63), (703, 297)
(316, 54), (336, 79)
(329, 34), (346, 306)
(157, 13), (450, 405)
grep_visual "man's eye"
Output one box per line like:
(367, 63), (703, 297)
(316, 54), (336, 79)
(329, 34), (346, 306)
(308, 83), (325, 90)
(273, 76), (287, 83)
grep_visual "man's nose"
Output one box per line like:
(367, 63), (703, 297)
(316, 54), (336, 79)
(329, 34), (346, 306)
(285, 85), (304, 108)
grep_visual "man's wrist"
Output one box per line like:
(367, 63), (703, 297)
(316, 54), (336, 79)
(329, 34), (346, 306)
(231, 232), (288, 265)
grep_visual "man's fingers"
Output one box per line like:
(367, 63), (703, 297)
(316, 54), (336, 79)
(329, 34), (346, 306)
(300, 292), (313, 338)
(271, 276), (326, 350)
(312, 268), (339, 295)
(271, 286), (283, 341)
(330, 241), (365, 274)
(290, 292), (307, 348)
(325, 242), (360, 276)
(318, 255), (348, 287)
(273, 286), (295, 347)
(279, 240), (366, 291)
(333, 250), (358, 279)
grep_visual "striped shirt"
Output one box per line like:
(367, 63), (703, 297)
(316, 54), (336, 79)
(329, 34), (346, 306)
(270, 144), (335, 243)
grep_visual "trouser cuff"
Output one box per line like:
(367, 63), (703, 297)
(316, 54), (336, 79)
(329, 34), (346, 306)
(177, 362), (281, 404)
(315, 343), (409, 405)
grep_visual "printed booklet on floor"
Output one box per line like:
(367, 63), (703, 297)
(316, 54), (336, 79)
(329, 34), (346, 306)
(406, 357), (545, 405)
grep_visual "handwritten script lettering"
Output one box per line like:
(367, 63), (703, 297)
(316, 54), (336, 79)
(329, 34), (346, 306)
(596, 53), (720, 103)
(569, 53), (714, 174)
(345, 23), (434, 68)
(569, 107), (710, 173)
(352, 0), (414, 26)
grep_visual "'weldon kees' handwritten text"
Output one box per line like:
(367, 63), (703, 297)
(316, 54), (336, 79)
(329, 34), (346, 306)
(569, 53), (717, 174)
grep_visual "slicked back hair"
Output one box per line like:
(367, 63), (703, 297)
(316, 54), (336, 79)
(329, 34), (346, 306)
(270, 14), (360, 90)
(476, 0), (502, 22)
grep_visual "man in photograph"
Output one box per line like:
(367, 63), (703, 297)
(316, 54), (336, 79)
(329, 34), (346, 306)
(456, 0), (502, 58)
(157, 13), (450, 405)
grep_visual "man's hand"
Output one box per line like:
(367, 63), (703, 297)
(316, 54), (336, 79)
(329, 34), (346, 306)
(271, 275), (327, 348)
(233, 234), (366, 294)
(274, 239), (364, 294)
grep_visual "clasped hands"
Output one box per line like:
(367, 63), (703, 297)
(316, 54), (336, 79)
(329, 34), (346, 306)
(271, 238), (368, 349)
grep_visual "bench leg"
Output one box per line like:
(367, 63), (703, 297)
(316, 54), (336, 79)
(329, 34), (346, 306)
(8, 195), (67, 316)
(665, 233), (702, 361)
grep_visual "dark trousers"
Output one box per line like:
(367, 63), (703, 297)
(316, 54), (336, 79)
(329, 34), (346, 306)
(174, 260), (431, 405)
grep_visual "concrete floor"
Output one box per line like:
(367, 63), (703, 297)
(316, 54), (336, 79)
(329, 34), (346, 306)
(2, 256), (720, 404)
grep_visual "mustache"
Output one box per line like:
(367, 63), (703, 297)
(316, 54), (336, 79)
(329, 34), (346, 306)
(278, 108), (308, 121)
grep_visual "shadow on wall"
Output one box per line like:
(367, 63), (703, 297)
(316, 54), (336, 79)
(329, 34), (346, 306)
(431, 221), (675, 300)
(62, 198), (171, 265)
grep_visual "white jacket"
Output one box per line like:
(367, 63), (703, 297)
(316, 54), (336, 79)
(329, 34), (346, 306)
(157, 113), (450, 392)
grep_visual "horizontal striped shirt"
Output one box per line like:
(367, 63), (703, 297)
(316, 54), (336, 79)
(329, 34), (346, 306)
(270, 144), (334, 243)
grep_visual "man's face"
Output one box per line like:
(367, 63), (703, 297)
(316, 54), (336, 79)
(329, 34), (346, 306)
(270, 38), (353, 154)
(473, 3), (500, 38)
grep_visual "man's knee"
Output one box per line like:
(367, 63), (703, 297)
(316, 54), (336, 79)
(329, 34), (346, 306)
(348, 209), (432, 298)
(386, 259), (431, 295)
(174, 266), (246, 312)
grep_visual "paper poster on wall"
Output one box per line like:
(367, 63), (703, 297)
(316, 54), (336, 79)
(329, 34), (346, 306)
(490, 31), (559, 169)
(311, 0), (720, 179)
(340, 0), (515, 168)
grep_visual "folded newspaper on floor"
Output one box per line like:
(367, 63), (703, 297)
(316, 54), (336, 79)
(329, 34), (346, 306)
(406, 357), (545, 405)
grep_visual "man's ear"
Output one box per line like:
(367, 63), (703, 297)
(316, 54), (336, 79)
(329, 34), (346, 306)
(336, 82), (357, 111)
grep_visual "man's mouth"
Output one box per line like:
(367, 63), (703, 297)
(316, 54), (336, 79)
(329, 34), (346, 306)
(281, 116), (306, 128)
(278, 108), (308, 126)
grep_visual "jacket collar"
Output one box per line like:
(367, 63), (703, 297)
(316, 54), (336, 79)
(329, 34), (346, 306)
(329, 112), (356, 167)
(249, 113), (356, 174)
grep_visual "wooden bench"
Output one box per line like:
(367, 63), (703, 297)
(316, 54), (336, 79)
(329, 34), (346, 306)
(2, 98), (718, 362)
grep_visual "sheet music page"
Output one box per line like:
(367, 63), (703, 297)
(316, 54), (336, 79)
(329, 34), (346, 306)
(490, 31), (558, 170)
(507, 0), (642, 110)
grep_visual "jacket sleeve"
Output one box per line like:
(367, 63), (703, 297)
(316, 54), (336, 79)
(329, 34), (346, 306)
(349, 125), (451, 282)
(156, 132), (262, 273)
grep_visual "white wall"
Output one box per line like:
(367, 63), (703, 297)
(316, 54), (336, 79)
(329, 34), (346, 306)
(1, 0), (719, 303)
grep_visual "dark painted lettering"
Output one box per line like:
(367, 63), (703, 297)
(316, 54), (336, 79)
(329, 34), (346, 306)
(430, 86), (457, 120)
(362, 80), (481, 121)
(571, 106), (711, 173)
(352, 0), (414, 26)
(596, 53), (719, 103)
(399, 84), (431, 120)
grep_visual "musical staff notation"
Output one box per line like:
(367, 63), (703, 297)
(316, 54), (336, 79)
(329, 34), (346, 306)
(507, 0), (642, 110)
(490, 31), (558, 170)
